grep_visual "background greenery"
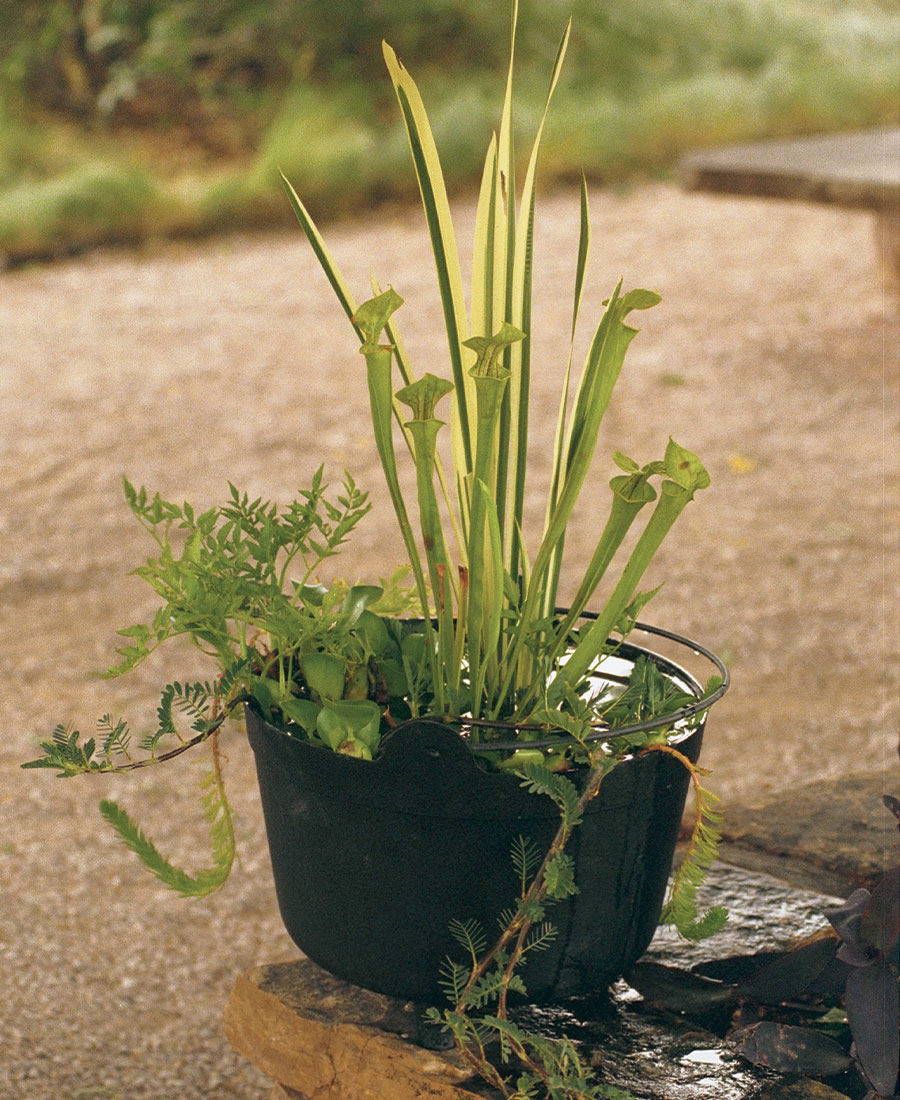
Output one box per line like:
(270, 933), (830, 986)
(1, 0), (898, 263)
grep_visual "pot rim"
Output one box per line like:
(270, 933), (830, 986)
(435, 618), (729, 752)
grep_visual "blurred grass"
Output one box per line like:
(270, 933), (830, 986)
(0, 0), (897, 265)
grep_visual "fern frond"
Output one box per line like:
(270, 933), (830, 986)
(647, 745), (727, 940)
(438, 959), (471, 1006)
(511, 834), (542, 896)
(448, 917), (488, 967)
(482, 1015), (529, 1064)
(97, 735), (235, 897)
(523, 922), (558, 956)
(98, 715), (132, 761)
(497, 906), (519, 932)
(198, 754), (237, 883)
(21, 725), (101, 776)
(173, 680), (218, 727)
(543, 851), (577, 901)
(142, 680), (222, 752)
(218, 657), (254, 701)
(518, 763), (582, 830)
(154, 682), (177, 741)
(517, 896), (547, 923)
(464, 969), (514, 1009)
(99, 799), (205, 895)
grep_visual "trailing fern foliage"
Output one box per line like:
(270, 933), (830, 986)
(21, 724), (102, 776)
(449, 917), (489, 968)
(644, 744), (728, 940)
(98, 757), (235, 898)
(22, 468), (408, 893)
(518, 765), (583, 833)
(427, 661), (727, 1096)
(511, 835), (542, 896)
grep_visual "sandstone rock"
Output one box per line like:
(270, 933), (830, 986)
(224, 958), (491, 1100)
(226, 865), (871, 1099)
(271, 1084), (309, 1100)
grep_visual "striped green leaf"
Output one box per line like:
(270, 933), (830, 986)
(383, 41), (473, 477)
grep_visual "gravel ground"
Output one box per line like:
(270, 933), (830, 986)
(0, 182), (897, 1098)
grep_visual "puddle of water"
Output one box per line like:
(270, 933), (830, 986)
(682, 1048), (730, 1065)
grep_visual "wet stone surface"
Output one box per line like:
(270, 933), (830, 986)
(515, 977), (858, 1100)
(509, 862), (865, 1100)
(226, 861), (884, 1099)
(646, 862), (845, 964)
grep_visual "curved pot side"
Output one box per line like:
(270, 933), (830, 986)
(246, 704), (703, 1004)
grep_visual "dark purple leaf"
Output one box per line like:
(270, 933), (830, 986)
(808, 952), (854, 996)
(827, 889), (872, 954)
(861, 867), (900, 959)
(738, 936), (839, 1004)
(883, 794), (900, 825)
(730, 1021), (853, 1077)
(845, 962), (900, 1098)
(838, 939), (881, 968)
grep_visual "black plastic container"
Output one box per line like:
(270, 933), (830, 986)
(246, 628), (725, 1004)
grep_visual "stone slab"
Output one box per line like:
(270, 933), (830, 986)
(680, 127), (900, 210)
(680, 128), (900, 284)
(226, 864), (874, 1100)
(719, 771), (898, 896)
(224, 959), (488, 1100)
(271, 1085), (307, 1100)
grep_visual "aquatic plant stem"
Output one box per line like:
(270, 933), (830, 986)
(457, 753), (608, 1009)
(397, 374), (457, 698)
(451, 749), (612, 1098)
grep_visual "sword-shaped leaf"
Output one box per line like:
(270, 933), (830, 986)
(280, 172), (360, 336)
(542, 174), (592, 618)
(383, 41), (473, 476)
(505, 17), (572, 582)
